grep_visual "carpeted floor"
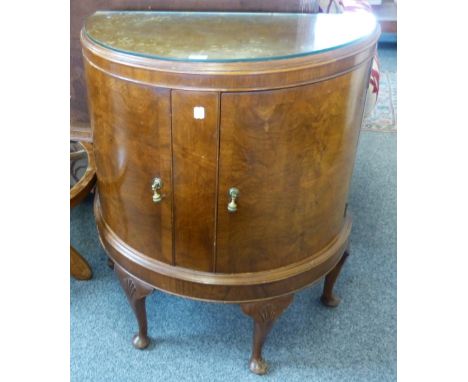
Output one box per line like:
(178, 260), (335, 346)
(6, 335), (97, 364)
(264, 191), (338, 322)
(71, 44), (396, 382)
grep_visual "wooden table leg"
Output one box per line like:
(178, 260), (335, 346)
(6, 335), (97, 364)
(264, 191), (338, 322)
(320, 249), (350, 307)
(70, 245), (92, 280)
(241, 294), (294, 375)
(107, 257), (115, 270)
(114, 263), (154, 349)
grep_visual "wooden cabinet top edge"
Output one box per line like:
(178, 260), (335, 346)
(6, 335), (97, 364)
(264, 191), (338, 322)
(81, 28), (379, 92)
(81, 26), (380, 76)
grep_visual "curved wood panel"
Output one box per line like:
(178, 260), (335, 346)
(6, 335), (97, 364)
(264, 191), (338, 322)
(95, 195), (351, 302)
(171, 90), (220, 271)
(85, 62), (173, 264)
(216, 63), (370, 272)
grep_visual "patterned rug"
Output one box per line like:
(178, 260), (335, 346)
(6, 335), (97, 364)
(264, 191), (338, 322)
(363, 71), (397, 132)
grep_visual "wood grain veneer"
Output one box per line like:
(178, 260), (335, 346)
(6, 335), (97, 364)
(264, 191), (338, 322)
(82, 11), (379, 373)
(83, 12), (378, 299)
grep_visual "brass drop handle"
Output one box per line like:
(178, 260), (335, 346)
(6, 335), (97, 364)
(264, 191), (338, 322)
(151, 177), (163, 203)
(227, 187), (239, 213)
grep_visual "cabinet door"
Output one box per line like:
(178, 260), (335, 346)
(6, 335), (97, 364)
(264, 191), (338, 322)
(171, 90), (219, 271)
(87, 64), (173, 264)
(216, 67), (369, 273)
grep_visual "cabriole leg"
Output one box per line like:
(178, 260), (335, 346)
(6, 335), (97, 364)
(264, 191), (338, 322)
(320, 249), (350, 307)
(114, 263), (153, 349)
(241, 294), (293, 375)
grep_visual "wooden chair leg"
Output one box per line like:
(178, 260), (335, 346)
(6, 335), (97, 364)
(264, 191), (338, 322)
(241, 294), (294, 375)
(70, 245), (92, 280)
(107, 257), (114, 270)
(114, 263), (154, 349)
(320, 249), (350, 307)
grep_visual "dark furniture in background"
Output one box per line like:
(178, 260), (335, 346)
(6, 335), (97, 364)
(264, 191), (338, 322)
(70, 141), (96, 280)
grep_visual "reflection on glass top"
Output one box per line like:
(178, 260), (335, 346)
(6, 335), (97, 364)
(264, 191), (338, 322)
(84, 11), (377, 63)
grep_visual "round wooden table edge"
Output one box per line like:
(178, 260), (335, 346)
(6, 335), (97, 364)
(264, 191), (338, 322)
(70, 142), (97, 208)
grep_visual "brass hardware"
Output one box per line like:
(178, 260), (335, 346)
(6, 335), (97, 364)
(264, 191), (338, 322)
(151, 177), (163, 203)
(228, 187), (239, 212)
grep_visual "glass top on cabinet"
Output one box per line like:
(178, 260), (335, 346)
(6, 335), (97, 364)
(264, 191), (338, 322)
(84, 11), (378, 63)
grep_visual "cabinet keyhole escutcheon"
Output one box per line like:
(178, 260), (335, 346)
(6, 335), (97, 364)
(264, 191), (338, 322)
(228, 187), (239, 212)
(151, 177), (163, 203)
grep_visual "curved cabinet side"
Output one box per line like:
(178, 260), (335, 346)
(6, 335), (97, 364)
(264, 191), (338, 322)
(85, 61), (173, 264)
(216, 63), (371, 272)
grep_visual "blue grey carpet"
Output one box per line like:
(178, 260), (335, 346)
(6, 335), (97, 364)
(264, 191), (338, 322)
(71, 46), (396, 382)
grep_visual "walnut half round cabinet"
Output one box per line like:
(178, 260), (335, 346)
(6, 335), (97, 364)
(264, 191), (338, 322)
(82, 11), (380, 375)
